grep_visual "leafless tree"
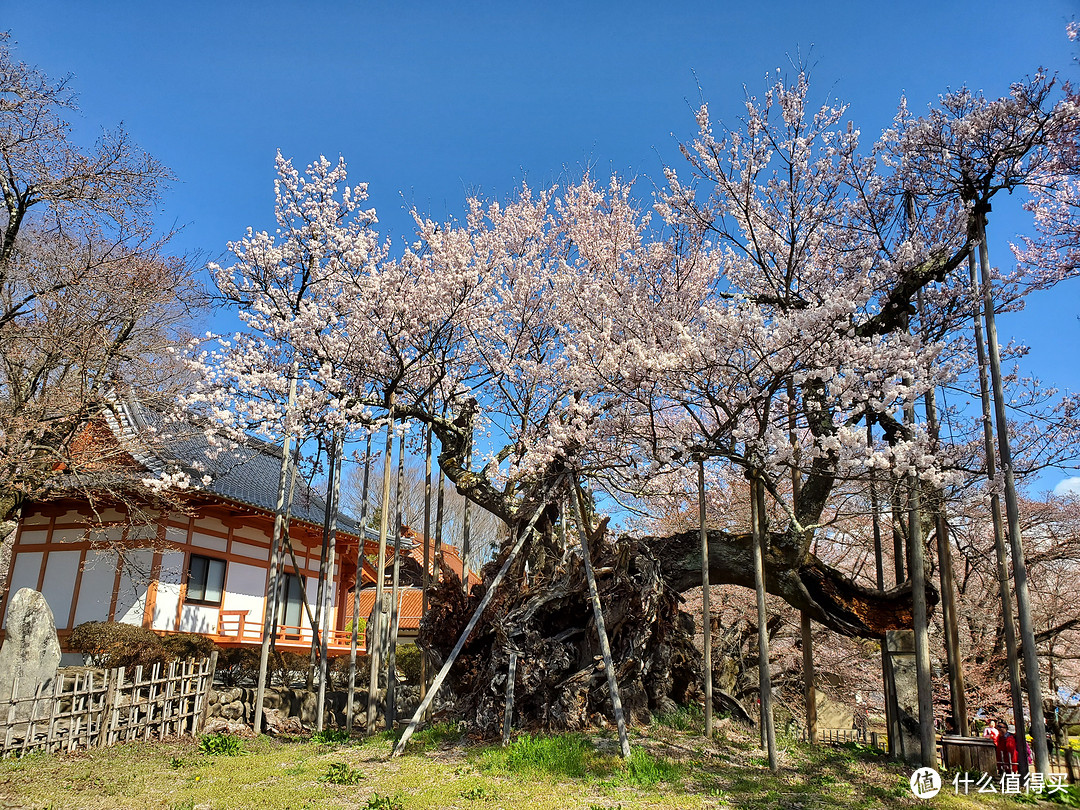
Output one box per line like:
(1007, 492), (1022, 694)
(0, 34), (199, 544)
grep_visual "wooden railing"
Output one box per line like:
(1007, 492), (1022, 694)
(216, 609), (360, 652)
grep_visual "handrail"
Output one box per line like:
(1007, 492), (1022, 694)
(214, 607), (361, 651)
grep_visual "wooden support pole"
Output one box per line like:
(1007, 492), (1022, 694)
(917, 287), (969, 737)
(392, 476), (562, 756)
(386, 422), (406, 728)
(254, 368), (298, 735)
(309, 443), (334, 689)
(906, 463), (936, 768)
(868, 415), (900, 758)
(751, 475), (778, 772)
(426, 462), (446, 700)
(801, 611), (816, 745)
(366, 403), (396, 734)
(347, 433), (373, 732)
(976, 237), (1041, 777)
(420, 423), (433, 700)
(272, 442), (304, 655)
(316, 434), (343, 731)
(698, 458), (713, 739)
(502, 651), (517, 747)
(573, 479), (631, 759)
(461, 431), (473, 591)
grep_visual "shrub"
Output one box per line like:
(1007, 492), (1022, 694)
(461, 785), (493, 800)
(159, 632), (219, 661)
(394, 645), (422, 684)
(198, 733), (244, 756)
(270, 652), (308, 686)
(328, 650), (370, 689)
(215, 646), (261, 686)
(69, 621), (168, 670)
(363, 793), (404, 810)
(311, 728), (350, 745)
(319, 761), (365, 785)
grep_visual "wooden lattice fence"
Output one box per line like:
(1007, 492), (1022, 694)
(0, 652), (217, 756)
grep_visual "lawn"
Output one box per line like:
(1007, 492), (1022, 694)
(0, 716), (1069, 809)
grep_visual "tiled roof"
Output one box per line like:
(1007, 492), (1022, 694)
(352, 587), (424, 631)
(110, 399), (374, 539)
(400, 530), (478, 587)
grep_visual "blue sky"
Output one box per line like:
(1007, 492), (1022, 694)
(6, 1), (1080, 493)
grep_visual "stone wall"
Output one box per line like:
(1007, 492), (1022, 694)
(203, 684), (441, 735)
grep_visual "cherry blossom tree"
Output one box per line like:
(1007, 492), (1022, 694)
(189, 64), (1080, 739)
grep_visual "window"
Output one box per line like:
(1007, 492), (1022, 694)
(185, 554), (226, 605)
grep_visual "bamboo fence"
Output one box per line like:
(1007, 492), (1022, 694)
(0, 652), (217, 756)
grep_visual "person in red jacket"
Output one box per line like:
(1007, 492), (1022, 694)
(997, 725), (1019, 773)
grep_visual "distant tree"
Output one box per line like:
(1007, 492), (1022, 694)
(0, 34), (196, 541)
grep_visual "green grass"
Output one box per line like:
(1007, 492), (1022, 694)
(652, 703), (705, 732)
(476, 733), (616, 780)
(0, 721), (1033, 809)
(310, 728), (351, 745)
(400, 720), (464, 752)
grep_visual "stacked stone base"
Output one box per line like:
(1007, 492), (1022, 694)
(203, 684), (454, 735)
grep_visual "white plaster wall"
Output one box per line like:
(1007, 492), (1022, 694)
(41, 550), (82, 629)
(165, 525), (188, 545)
(220, 562), (266, 640)
(231, 541), (269, 561)
(15, 527), (48, 544)
(151, 551), (184, 631)
(3, 551), (43, 628)
(198, 516), (229, 536)
(114, 549), (154, 626)
(191, 532), (227, 553)
(73, 550), (118, 626)
(232, 525), (268, 544)
(179, 603), (217, 634)
(51, 527), (88, 544)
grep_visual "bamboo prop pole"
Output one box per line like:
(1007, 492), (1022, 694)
(502, 651), (518, 747)
(917, 288), (969, 737)
(968, 248), (1026, 769)
(254, 368), (298, 734)
(386, 421), (406, 728)
(347, 433), (373, 732)
(977, 223), (1050, 774)
(316, 434), (343, 731)
(902, 384), (936, 767)
(750, 475), (778, 772)
(420, 422), (433, 699)
(906, 468), (936, 768)
(573, 478), (632, 759)
(800, 611), (816, 744)
(788, 381), (816, 748)
(433, 466), (445, 598)
(366, 403), (396, 734)
(698, 458), (713, 739)
(868, 415), (900, 758)
(460, 431), (473, 592)
(392, 475), (564, 756)
(272, 441), (305, 654)
(309, 439), (336, 689)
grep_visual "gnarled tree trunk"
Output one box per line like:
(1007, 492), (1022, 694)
(419, 519), (933, 737)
